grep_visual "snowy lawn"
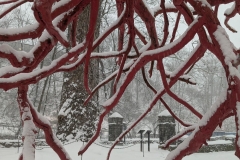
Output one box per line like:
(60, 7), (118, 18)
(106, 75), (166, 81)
(0, 141), (239, 160)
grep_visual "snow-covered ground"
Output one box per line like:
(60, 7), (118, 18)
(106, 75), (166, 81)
(0, 140), (239, 160)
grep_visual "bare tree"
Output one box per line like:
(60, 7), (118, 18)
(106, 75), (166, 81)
(0, 0), (240, 160)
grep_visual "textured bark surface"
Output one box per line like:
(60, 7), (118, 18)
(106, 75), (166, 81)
(57, 6), (100, 142)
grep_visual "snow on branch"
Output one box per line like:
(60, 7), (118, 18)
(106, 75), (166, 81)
(0, 0), (240, 159)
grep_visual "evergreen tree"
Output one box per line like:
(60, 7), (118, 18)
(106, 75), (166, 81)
(57, 5), (100, 142)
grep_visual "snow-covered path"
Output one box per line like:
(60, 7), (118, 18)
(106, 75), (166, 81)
(0, 142), (238, 160)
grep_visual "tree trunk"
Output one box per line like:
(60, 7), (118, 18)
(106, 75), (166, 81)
(57, 4), (101, 142)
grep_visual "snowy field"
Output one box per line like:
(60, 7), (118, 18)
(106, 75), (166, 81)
(0, 141), (239, 160)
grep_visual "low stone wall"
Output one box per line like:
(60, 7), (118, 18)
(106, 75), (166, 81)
(100, 138), (159, 145)
(198, 143), (235, 153)
(169, 142), (235, 153)
(0, 141), (21, 148)
(0, 140), (48, 148)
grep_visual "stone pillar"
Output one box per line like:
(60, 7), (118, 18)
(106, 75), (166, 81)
(158, 110), (176, 144)
(108, 112), (123, 141)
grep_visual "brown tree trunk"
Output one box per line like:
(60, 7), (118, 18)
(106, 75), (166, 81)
(57, 4), (101, 142)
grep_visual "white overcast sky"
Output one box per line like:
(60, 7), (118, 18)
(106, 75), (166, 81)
(219, 3), (240, 48)
(164, 2), (240, 51)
